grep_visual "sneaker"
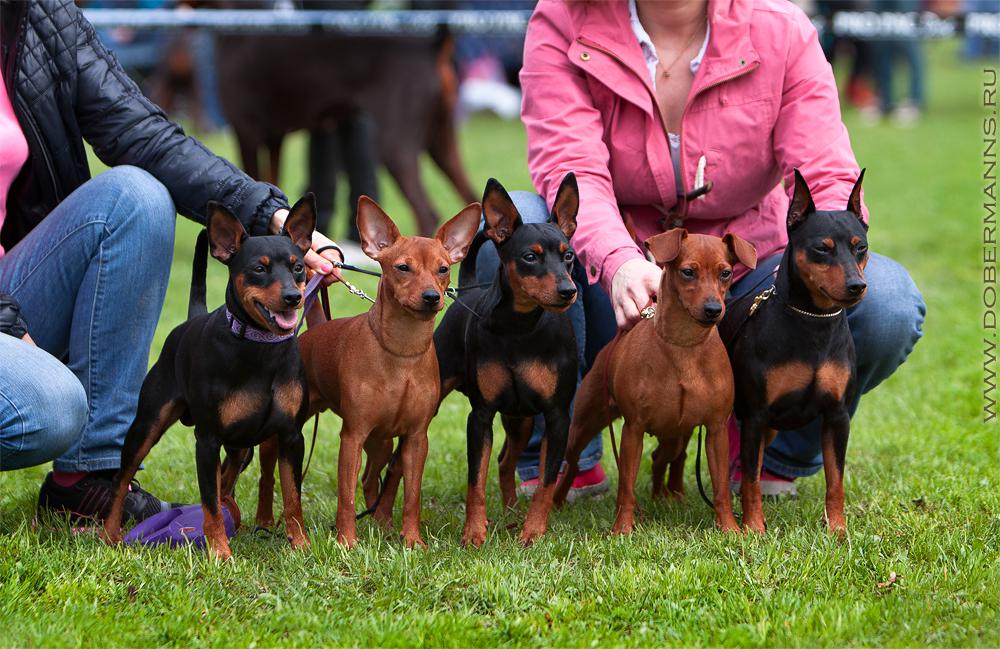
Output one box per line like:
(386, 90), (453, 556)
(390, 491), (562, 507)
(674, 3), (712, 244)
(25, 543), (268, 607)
(37, 471), (174, 525)
(891, 102), (921, 128)
(517, 464), (610, 502)
(729, 464), (798, 499)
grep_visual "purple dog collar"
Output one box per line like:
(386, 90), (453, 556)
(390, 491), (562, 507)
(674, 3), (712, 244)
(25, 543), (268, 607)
(225, 309), (295, 343)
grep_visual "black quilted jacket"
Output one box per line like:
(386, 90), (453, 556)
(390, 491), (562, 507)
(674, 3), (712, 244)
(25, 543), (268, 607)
(0, 0), (288, 252)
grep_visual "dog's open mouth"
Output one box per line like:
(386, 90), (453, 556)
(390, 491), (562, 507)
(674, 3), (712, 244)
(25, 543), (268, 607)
(255, 301), (298, 333)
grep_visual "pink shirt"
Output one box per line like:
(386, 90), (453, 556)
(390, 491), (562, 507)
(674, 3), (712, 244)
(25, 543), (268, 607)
(521, 0), (866, 291)
(0, 68), (29, 258)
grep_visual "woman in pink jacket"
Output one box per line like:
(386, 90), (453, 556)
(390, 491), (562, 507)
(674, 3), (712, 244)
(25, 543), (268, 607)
(493, 0), (924, 498)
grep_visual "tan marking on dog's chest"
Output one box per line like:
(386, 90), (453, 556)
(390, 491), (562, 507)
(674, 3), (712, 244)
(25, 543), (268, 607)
(815, 362), (850, 401)
(273, 381), (304, 418)
(517, 360), (558, 400)
(766, 361), (850, 404)
(477, 362), (510, 402)
(219, 389), (266, 428)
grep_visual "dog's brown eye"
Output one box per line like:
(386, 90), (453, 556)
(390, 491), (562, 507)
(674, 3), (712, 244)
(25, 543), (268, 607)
(856, 245), (868, 256)
(395, 263), (410, 273)
(293, 264), (304, 274)
(438, 266), (448, 274)
(563, 251), (575, 263)
(720, 269), (732, 280)
(522, 253), (538, 263)
(814, 245), (831, 254)
(253, 265), (266, 273)
(680, 268), (695, 279)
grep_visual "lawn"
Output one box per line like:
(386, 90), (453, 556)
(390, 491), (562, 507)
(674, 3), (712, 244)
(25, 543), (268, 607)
(1, 40), (997, 648)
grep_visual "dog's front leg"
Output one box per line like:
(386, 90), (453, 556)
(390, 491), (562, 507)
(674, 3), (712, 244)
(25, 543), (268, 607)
(195, 434), (231, 560)
(611, 420), (644, 536)
(462, 407), (494, 548)
(521, 408), (569, 546)
(399, 429), (429, 549)
(277, 431), (310, 549)
(821, 407), (850, 537)
(705, 417), (740, 532)
(335, 425), (367, 548)
(255, 435), (279, 528)
(739, 414), (768, 534)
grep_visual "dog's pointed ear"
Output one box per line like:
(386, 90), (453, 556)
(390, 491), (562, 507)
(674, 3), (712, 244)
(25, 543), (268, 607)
(207, 201), (247, 264)
(281, 193), (317, 255)
(644, 228), (687, 264)
(482, 178), (521, 246)
(723, 233), (758, 270)
(788, 169), (816, 231)
(437, 202), (482, 264)
(549, 172), (579, 240)
(847, 168), (868, 230)
(357, 195), (400, 260)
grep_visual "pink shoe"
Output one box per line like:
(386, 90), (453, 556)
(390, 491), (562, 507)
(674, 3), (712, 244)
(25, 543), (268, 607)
(727, 416), (798, 498)
(517, 464), (609, 502)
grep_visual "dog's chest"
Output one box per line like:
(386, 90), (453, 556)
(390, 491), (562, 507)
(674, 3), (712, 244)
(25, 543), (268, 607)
(764, 360), (850, 415)
(474, 357), (562, 413)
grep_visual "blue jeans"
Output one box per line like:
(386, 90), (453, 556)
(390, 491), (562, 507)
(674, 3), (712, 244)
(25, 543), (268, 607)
(730, 251), (925, 477)
(470, 192), (616, 481)
(0, 166), (175, 472)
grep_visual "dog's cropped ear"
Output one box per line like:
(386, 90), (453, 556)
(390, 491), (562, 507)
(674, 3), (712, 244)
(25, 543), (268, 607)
(787, 169), (816, 231)
(644, 228), (687, 265)
(282, 193), (317, 255)
(549, 172), (579, 240)
(723, 233), (758, 270)
(207, 201), (247, 264)
(847, 168), (868, 230)
(357, 195), (401, 260)
(482, 178), (522, 246)
(437, 202), (483, 265)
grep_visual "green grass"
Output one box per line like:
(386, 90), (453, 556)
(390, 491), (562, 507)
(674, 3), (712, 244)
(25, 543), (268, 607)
(1, 40), (997, 647)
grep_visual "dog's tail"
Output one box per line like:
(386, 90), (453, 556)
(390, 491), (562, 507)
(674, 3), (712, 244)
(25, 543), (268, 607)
(189, 230), (209, 320)
(458, 230), (489, 290)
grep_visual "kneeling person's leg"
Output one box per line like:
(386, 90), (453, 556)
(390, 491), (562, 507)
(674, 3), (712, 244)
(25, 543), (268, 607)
(0, 335), (87, 471)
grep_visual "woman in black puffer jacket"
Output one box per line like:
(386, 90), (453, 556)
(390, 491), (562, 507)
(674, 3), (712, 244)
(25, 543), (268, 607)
(0, 0), (342, 523)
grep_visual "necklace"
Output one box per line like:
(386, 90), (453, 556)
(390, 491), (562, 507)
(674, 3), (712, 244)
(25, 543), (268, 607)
(655, 26), (703, 79)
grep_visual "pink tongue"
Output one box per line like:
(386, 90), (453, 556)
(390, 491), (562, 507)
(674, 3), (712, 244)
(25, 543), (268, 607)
(273, 310), (298, 330)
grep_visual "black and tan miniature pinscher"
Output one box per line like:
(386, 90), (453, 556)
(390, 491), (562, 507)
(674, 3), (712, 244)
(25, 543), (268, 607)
(720, 169), (868, 536)
(426, 175), (580, 547)
(102, 196), (317, 560)
(555, 229), (757, 535)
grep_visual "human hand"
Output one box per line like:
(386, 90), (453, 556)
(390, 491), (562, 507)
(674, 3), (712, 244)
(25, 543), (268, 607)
(271, 209), (344, 287)
(610, 258), (661, 330)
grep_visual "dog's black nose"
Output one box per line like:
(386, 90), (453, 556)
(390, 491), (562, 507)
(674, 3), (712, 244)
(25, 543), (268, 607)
(703, 302), (723, 319)
(846, 281), (867, 296)
(558, 286), (578, 301)
(282, 291), (302, 307)
(422, 290), (441, 305)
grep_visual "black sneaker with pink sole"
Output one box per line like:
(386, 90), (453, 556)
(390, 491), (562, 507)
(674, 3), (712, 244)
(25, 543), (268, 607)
(37, 471), (176, 525)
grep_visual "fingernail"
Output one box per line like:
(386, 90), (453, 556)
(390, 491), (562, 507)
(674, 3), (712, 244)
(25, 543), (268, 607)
(322, 263), (333, 273)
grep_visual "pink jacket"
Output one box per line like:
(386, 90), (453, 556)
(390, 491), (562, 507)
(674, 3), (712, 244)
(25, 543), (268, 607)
(521, 0), (867, 290)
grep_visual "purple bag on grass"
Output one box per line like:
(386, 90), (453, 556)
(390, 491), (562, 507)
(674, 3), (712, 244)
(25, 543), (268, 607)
(124, 502), (238, 549)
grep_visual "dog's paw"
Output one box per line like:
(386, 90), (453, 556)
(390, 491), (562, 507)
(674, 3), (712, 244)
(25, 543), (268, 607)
(460, 526), (487, 548)
(402, 534), (428, 550)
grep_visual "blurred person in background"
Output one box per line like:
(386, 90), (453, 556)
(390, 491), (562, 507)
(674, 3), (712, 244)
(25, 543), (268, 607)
(869, 0), (926, 126)
(0, 0), (342, 522)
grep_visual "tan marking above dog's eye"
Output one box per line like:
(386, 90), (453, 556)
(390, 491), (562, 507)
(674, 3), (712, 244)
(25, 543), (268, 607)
(821, 239), (834, 250)
(530, 244), (543, 254)
(289, 255), (298, 264)
(259, 256), (270, 265)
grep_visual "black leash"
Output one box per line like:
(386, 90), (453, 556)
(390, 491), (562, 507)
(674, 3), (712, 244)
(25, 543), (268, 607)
(694, 425), (715, 510)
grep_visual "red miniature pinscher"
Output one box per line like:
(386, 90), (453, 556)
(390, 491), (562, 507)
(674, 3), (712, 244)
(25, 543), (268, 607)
(257, 196), (480, 549)
(555, 230), (757, 535)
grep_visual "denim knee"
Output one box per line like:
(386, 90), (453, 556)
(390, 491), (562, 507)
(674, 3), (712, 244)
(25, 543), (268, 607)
(97, 166), (176, 251)
(849, 254), (925, 393)
(0, 348), (87, 471)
